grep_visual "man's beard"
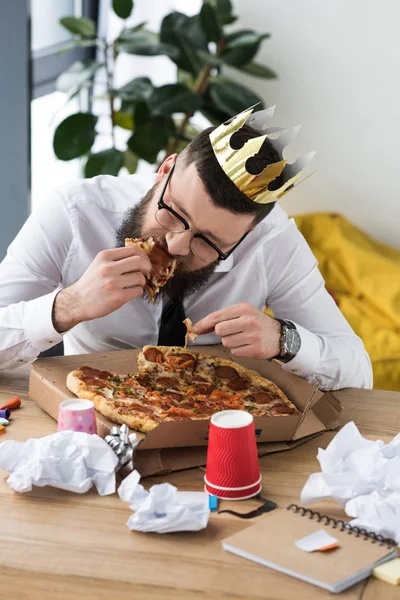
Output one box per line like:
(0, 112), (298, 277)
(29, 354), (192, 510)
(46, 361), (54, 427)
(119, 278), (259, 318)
(115, 184), (218, 302)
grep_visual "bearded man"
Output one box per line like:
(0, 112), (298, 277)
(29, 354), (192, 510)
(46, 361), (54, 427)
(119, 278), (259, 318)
(0, 106), (372, 390)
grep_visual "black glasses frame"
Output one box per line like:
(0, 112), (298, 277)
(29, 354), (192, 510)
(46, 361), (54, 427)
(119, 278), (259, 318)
(156, 164), (250, 261)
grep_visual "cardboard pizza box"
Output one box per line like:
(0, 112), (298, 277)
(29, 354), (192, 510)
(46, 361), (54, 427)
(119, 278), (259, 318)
(29, 346), (343, 477)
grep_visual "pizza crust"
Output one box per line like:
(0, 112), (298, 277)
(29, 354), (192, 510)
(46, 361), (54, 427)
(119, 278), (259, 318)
(66, 369), (158, 433)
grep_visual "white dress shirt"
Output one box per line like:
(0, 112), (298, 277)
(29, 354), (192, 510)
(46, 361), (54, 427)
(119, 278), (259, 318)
(0, 173), (372, 390)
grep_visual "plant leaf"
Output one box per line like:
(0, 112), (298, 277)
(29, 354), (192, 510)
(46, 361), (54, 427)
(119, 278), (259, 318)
(219, 30), (270, 67)
(128, 112), (175, 163)
(197, 51), (224, 66)
(199, 2), (223, 44)
(117, 30), (178, 57)
(123, 149), (139, 174)
(150, 84), (202, 117)
(56, 39), (98, 55)
(59, 16), (96, 38)
(114, 109), (134, 130)
(160, 12), (205, 74)
(240, 62), (277, 78)
(208, 77), (264, 117)
(112, 0), (134, 20)
(53, 112), (97, 161)
(56, 60), (102, 97)
(177, 69), (195, 89)
(114, 76), (154, 102)
(84, 149), (124, 178)
(208, 0), (237, 25)
(172, 30), (202, 75)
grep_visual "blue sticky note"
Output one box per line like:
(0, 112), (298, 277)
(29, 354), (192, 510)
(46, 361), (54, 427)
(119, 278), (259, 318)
(209, 494), (218, 511)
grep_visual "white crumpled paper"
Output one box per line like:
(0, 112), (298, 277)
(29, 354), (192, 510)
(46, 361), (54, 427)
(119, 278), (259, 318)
(300, 421), (400, 544)
(0, 431), (118, 495)
(118, 470), (210, 533)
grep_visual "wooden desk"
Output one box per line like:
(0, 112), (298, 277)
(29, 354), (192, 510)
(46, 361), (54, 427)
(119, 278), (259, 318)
(0, 367), (399, 600)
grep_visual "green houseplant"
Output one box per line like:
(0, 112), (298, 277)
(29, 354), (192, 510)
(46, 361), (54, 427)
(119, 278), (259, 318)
(53, 0), (277, 177)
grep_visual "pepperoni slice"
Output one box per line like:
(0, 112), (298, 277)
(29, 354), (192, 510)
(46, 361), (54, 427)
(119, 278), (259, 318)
(214, 365), (239, 379)
(83, 377), (108, 387)
(227, 377), (248, 391)
(144, 347), (164, 363)
(246, 391), (274, 405)
(165, 354), (196, 369)
(271, 403), (296, 415)
(80, 366), (102, 378)
(194, 384), (213, 395)
(156, 377), (180, 389)
(165, 392), (184, 401)
(148, 243), (172, 267)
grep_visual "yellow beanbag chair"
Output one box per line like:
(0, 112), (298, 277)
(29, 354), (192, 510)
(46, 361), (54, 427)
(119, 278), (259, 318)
(293, 212), (400, 391)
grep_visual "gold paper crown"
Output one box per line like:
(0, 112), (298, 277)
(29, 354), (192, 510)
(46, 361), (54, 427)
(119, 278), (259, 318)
(209, 105), (315, 204)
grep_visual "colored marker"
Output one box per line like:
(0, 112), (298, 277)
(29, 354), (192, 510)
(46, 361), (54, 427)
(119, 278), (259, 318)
(0, 396), (21, 411)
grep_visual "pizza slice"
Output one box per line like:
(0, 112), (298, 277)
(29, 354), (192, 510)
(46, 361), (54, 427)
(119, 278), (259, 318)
(125, 236), (176, 302)
(183, 317), (198, 348)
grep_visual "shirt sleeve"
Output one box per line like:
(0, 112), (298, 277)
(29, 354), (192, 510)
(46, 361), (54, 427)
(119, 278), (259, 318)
(0, 189), (76, 370)
(264, 217), (373, 390)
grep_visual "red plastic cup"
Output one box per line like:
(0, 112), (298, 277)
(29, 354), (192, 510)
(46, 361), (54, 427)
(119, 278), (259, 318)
(204, 410), (261, 500)
(58, 399), (97, 435)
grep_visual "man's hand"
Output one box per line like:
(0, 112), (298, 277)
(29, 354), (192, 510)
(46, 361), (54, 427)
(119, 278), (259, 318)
(192, 302), (282, 360)
(53, 247), (151, 333)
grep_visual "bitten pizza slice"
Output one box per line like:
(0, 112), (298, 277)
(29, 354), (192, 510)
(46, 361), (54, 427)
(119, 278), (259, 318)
(125, 236), (176, 302)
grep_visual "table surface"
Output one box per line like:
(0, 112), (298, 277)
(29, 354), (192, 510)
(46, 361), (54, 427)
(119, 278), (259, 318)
(0, 366), (399, 600)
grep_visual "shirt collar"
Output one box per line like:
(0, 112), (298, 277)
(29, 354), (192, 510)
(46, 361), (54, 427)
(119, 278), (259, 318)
(213, 254), (234, 273)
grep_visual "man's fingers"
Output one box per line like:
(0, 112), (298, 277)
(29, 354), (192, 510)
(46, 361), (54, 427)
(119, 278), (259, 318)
(221, 332), (248, 349)
(119, 272), (147, 289)
(99, 246), (148, 262)
(119, 286), (144, 303)
(116, 254), (151, 276)
(193, 303), (253, 335)
(230, 344), (255, 358)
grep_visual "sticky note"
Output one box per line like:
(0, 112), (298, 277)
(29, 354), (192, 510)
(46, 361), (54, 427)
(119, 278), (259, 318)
(372, 558), (400, 585)
(295, 529), (340, 552)
(209, 495), (218, 511)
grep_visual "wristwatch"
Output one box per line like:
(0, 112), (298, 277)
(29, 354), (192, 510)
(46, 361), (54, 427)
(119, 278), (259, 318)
(274, 319), (301, 363)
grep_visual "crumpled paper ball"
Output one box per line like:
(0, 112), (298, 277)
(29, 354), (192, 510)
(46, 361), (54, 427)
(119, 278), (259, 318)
(0, 430), (118, 495)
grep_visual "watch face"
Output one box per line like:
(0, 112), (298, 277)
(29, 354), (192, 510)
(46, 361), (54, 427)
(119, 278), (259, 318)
(285, 329), (301, 355)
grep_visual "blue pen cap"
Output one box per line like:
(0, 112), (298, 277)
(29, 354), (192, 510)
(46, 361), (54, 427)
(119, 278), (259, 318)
(0, 409), (10, 419)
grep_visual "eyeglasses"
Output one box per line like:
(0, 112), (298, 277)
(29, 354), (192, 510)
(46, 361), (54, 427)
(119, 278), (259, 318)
(155, 164), (250, 263)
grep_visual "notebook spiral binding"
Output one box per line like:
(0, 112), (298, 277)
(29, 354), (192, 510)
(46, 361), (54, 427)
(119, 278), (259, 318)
(287, 504), (397, 549)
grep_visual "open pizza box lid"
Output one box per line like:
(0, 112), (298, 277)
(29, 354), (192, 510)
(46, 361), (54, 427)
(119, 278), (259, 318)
(29, 345), (343, 477)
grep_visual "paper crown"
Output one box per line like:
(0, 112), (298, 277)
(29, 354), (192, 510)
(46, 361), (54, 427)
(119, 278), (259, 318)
(209, 105), (315, 204)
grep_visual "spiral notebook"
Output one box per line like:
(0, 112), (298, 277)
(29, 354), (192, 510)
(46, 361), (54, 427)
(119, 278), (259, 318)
(222, 505), (398, 593)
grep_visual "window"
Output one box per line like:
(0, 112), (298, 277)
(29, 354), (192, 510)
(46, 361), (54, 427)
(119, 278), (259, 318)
(31, 0), (99, 99)
(30, 0), (99, 210)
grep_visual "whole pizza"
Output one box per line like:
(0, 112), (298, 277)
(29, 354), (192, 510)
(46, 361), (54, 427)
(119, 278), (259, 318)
(67, 345), (299, 433)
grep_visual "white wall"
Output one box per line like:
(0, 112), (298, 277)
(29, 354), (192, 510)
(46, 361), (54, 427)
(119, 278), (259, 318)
(32, 0), (400, 250)
(232, 0), (400, 248)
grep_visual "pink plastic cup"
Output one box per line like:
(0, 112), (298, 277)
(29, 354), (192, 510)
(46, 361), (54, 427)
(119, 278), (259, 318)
(57, 399), (97, 434)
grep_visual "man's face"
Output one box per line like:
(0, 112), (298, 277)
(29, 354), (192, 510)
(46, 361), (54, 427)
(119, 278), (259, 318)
(115, 159), (254, 300)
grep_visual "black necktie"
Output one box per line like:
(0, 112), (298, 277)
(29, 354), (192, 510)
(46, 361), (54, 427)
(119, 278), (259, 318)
(157, 297), (187, 346)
